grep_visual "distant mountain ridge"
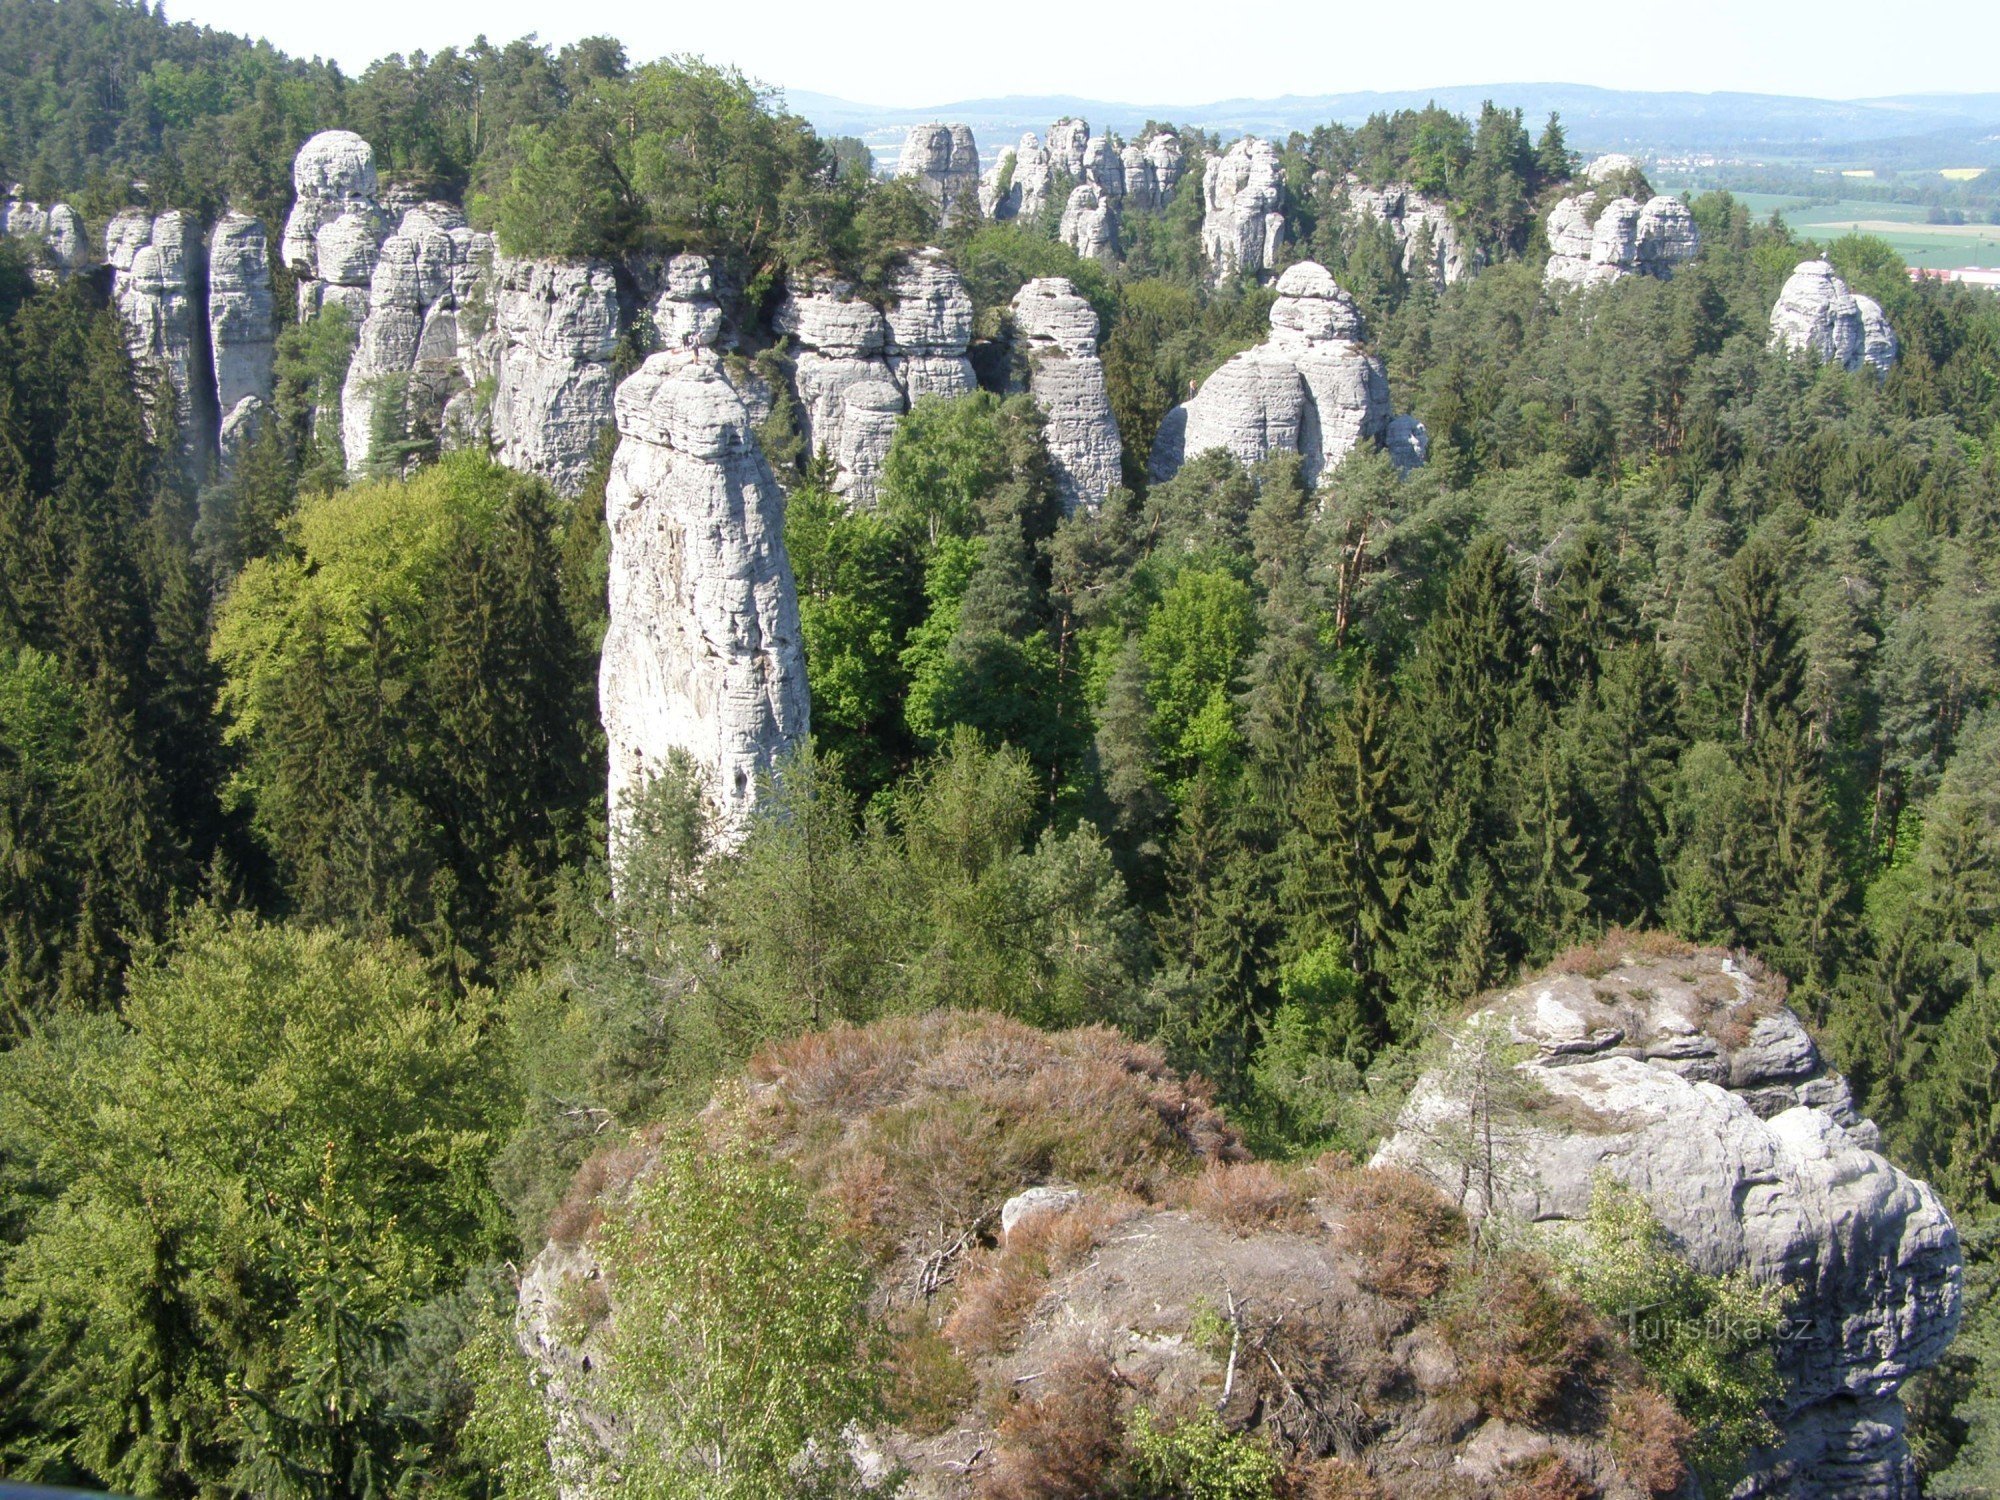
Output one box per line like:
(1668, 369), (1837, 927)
(787, 83), (2000, 166)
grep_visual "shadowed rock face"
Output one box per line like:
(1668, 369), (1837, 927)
(207, 213), (277, 473)
(896, 122), (981, 222)
(1010, 277), (1122, 511)
(600, 346), (809, 856)
(1771, 259), (1899, 377)
(1374, 945), (1962, 1500)
(1, 188), (90, 274)
(1059, 182), (1119, 262)
(105, 208), (215, 475)
(1150, 260), (1425, 485)
(1201, 135), (1287, 282)
(774, 249), (977, 505)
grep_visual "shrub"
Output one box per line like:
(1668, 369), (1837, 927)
(1607, 1387), (1693, 1495)
(945, 1200), (1121, 1357)
(1498, 1452), (1595, 1500)
(1181, 1161), (1317, 1235)
(882, 1314), (977, 1437)
(979, 1354), (1128, 1500)
(1281, 1457), (1385, 1499)
(1318, 1164), (1468, 1305)
(1129, 1407), (1285, 1500)
(1438, 1255), (1606, 1424)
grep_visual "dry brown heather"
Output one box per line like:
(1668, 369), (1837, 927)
(549, 1010), (1700, 1498)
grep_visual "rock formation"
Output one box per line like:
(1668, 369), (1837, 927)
(652, 252), (724, 350)
(1201, 136), (1287, 282)
(1058, 182), (1119, 262)
(480, 256), (624, 497)
(1010, 277), (1122, 511)
(1543, 158), (1699, 290)
(1375, 944), (1962, 1499)
(1121, 130), (1186, 212)
(281, 130), (389, 324)
(1150, 260), (1424, 485)
(599, 346), (809, 854)
(895, 122), (980, 222)
(1046, 117), (1090, 179)
(207, 212), (277, 472)
(979, 132), (1057, 222)
(105, 209), (214, 472)
(1079, 134), (1124, 197)
(1342, 178), (1476, 287)
(340, 203), (493, 477)
(1, 188), (90, 275)
(775, 250), (977, 504)
(1771, 258), (1899, 376)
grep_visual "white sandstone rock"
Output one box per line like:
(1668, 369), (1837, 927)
(105, 208), (213, 472)
(1152, 260), (1412, 486)
(207, 213), (276, 475)
(601, 348), (809, 854)
(1543, 187), (1700, 290)
(1771, 259), (1899, 376)
(652, 252), (723, 350)
(1046, 117), (1090, 180)
(1059, 182), (1119, 263)
(1122, 131), (1186, 213)
(1080, 134), (1124, 198)
(487, 256), (623, 496)
(1011, 277), (1122, 511)
(896, 122), (980, 223)
(282, 130), (388, 321)
(0, 189), (90, 274)
(1373, 950), (1961, 1500)
(885, 248), (976, 404)
(1201, 136), (1286, 282)
(1342, 179), (1476, 286)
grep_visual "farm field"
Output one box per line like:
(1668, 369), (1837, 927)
(1723, 191), (2000, 269)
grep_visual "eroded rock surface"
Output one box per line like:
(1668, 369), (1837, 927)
(600, 348), (809, 854)
(1121, 131), (1186, 212)
(1374, 945), (1962, 1500)
(105, 209), (214, 471)
(980, 132), (1056, 222)
(281, 129), (388, 323)
(1151, 260), (1422, 485)
(207, 212), (277, 472)
(1543, 161), (1699, 290)
(341, 204), (493, 476)
(1059, 182), (1119, 262)
(483, 256), (623, 496)
(1, 188), (89, 274)
(1011, 277), (1122, 511)
(1771, 258), (1899, 376)
(1201, 136), (1286, 282)
(1046, 116), (1090, 179)
(896, 122), (980, 222)
(1342, 178), (1475, 286)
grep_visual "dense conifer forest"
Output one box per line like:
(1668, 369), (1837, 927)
(1, 1), (1998, 1495)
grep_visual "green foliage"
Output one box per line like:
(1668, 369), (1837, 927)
(1562, 1177), (1787, 1487)
(581, 1132), (878, 1498)
(1128, 1407), (1283, 1500)
(1139, 567), (1257, 798)
(0, 911), (511, 1495)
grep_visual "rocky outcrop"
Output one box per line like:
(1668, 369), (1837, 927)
(340, 203), (493, 477)
(1543, 160), (1699, 290)
(1046, 117), (1090, 179)
(105, 209), (214, 472)
(479, 256), (623, 497)
(1058, 182), (1119, 262)
(207, 213), (277, 472)
(1, 188), (90, 275)
(896, 122), (980, 222)
(1342, 179), (1476, 287)
(1201, 136), (1287, 282)
(600, 346), (808, 854)
(652, 252), (723, 350)
(775, 250), (977, 504)
(1374, 944), (1962, 1500)
(980, 132), (1057, 222)
(1121, 130), (1185, 212)
(1771, 259), (1899, 376)
(1079, 134), (1124, 197)
(281, 129), (388, 324)
(1010, 277), (1122, 511)
(1151, 261), (1423, 486)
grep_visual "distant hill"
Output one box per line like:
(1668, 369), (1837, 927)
(785, 84), (2000, 169)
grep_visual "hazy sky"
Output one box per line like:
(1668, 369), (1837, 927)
(172, 0), (1999, 106)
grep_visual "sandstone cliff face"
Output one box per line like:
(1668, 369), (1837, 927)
(1046, 116), (1090, 179)
(979, 132), (1057, 222)
(896, 122), (980, 222)
(1010, 277), (1122, 511)
(1, 188), (90, 275)
(1151, 260), (1424, 485)
(1121, 130), (1186, 212)
(775, 250), (977, 504)
(281, 130), (388, 324)
(340, 203), (493, 477)
(207, 212), (277, 473)
(1201, 136), (1287, 282)
(1342, 178), (1475, 287)
(480, 256), (623, 496)
(106, 208), (214, 473)
(1058, 182), (1119, 262)
(1543, 161), (1699, 290)
(600, 347), (809, 855)
(1771, 258), (1899, 376)
(1375, 946), (1962, 1500)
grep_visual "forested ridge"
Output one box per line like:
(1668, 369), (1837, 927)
(1, 1), (1999, 1496)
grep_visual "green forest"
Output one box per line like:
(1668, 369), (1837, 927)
(1, 1), (1999, 1496)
